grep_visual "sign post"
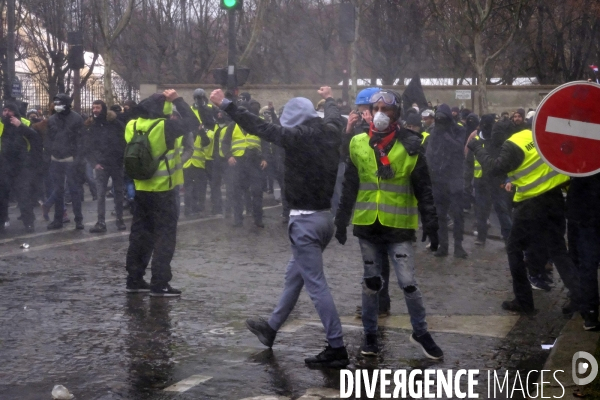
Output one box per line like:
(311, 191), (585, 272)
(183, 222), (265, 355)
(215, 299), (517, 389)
(533, 81), (600, 177)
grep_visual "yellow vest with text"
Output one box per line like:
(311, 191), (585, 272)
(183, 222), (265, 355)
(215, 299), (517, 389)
(473, 136), (483, 178)
(506, 129), (569, 202)
(231, 124), (261, 157)
(350, 133), (419, 229)
(125, 118), (183, 192)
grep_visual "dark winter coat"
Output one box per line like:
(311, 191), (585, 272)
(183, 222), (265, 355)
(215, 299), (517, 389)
(336, 127), (439, 243)
(47, 109), (84, 161)
(84, 108), (126, 168)
(0, 104), (41, 176)
(222, 98), (343, 211)
(567, 174), (600, 226)
(425, 103), (467, 192)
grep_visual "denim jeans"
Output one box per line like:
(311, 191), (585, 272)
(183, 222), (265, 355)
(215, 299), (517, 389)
(358, 239), (428, 336)
(268, 211), (344, 348)
(50, 161), (83, 223)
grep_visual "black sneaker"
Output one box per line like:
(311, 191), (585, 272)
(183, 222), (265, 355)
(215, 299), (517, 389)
(410, 332), (444, 360)
(304, 345), (349, 368)
(454, 244), (468, 259)
(75, 221), (85, 230)
(502, 299), (535, 315)
(149, 284), (181, 297)
(583, 311), (600, 331)
(245, 317), (277, 347)
(126, 279), (151, 293)
(360, 334), (379, 356)
(116, 219), (127, 231)
(528, 274), (551, 291)
(89, 222), (107, 233)
(47, 220), (63, 230)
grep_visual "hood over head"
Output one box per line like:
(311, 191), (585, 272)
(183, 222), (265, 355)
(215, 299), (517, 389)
(279, 97), (319, 128)
(135, 93), (169, 119)
(479, 114), (496, 139)
(465, 112), (480, 131)
(3, 102), (21, 119)
(491, 119), (513, 147)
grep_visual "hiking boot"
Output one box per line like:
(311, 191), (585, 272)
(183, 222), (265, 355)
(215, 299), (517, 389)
(149, 284), (182, 297)
(454, 244), (468, 259)
(528, 274), (551, 292)
(245, 317), (277, 348)
(410, 332), (444, 360)
(126, 279), (151, 293)
(116, 219), (127, 231)
(502, 299), (535, 315)
(89, 222), (107, 233)
(304, 345), (349, 368)
(360, 334), (379, 356)
(47, 220), (63, 230)
(434, 245), (448, 257)
(75, 221), (85, 230)
(583, 311), (600, 331)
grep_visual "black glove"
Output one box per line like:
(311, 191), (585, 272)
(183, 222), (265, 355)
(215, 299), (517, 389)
(335, 225), (347, 245)
(421, 230), (439, 251)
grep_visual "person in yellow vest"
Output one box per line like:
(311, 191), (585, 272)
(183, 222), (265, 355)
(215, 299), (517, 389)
(335, 90), (443, 360)
(221, 100), (267, 227)
(468, 125), (580, 314)
(0, 102), (40, 233)
(124, 90), (197, 297)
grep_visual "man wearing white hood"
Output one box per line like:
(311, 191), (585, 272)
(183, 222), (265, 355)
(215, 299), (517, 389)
(210, 87), (349, 368)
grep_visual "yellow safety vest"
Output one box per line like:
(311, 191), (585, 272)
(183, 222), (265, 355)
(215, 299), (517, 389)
(231, 124), (261, 157)
(506, 129), (570, 202)
(125, 118), (184, 192)
(0, 118), (31, 151)
(350, 133), (419, 229)
(421, 131), (430, 145)
(473, 136), (483, 178)
(207, 128), (224, 159)
(184, 133), (206, 169)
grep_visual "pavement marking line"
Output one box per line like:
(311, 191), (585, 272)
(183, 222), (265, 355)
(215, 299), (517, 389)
(163, 374), (212, 392)
(282, 314), (521, 339)
(546, 117), (600, 140)
(0, 205), (282, 257)
(0, 216), (133, 244)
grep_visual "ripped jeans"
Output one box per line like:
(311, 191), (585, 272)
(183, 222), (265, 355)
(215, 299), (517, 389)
(358, 239), (428, 336)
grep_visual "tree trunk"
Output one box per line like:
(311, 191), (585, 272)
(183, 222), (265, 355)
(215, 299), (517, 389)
(472, 30), (488, 114)
(350, 4), (360, 101)
(103, 49), (113, 107)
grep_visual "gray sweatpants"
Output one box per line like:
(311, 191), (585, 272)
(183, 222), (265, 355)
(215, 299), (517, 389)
(268, 210), (344, 348)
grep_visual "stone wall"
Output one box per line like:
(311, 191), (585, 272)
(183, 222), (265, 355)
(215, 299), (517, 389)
(140, 83), (560, 115)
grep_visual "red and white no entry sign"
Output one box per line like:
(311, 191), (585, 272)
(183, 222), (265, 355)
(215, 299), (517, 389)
(533, 81), (600, 177)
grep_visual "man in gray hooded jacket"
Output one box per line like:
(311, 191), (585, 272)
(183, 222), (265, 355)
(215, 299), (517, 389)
(210, 87), (349, 369)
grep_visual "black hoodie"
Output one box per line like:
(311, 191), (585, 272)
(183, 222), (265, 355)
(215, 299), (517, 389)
(84, 101), (126, 168)
(0, 103), (40, 174)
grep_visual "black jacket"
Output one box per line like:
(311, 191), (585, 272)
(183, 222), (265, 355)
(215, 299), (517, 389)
(223, 98), (343, 211)
(47, 109), (84, 161)
(0, 120), (38, 176)
(425, 104), (466, 192)
(85, 109), (126, 168)
(567, 174), (600, 226)
(336, 127), (438, 243)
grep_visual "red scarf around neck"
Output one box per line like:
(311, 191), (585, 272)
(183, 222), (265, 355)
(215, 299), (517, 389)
(368, 123), (397, 166)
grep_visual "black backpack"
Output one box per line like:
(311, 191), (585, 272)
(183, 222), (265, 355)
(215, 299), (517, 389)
(124, 120), (169, 180)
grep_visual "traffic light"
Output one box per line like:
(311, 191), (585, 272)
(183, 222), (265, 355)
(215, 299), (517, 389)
(220, 0), (243, 10)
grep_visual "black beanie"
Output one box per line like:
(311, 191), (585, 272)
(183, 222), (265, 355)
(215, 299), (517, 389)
(406, 113), (422, 127)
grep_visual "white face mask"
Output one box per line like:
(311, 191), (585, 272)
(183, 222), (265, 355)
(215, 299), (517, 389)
(54, 105), (65, 113)
(373, 112), (391, 131)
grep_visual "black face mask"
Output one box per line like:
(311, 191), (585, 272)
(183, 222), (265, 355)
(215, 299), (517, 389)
(435, 112), (451, 125)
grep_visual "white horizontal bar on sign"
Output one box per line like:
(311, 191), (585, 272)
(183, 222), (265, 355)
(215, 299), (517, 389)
(163, 374), (212, 392)
(545, 117), (600, 141)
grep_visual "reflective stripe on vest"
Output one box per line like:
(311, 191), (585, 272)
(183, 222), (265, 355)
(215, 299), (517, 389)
(350, 133), (419, 229)
(184, 133), (207, 169)
(506, 129), (569, 202)
(473, 136), (483, 178)
(125, 118), (184, 192)
(231, 124), (261, 156)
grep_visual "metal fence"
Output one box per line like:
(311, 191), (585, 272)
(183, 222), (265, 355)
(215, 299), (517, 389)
(15, 72), (139, 117)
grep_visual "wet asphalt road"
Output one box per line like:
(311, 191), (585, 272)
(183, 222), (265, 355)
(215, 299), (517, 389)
(0, 193), (572, 399)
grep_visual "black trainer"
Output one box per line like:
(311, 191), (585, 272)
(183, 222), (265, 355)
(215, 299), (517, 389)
(583, 311), (600, 331)
(304, 345), (349, 368)
(360, 334), (379, 356)
(245, 317), (277, 347)
(126, 279), (151, 293)
(149, 284), (182, 297)
(89, 222), (107, 233)
(502, 299), (535, 315)
(47, 220), (63, 230)
(75, 221), (85, 230)
(116, 219), (127, 231)
(410, 332), (444, 360)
